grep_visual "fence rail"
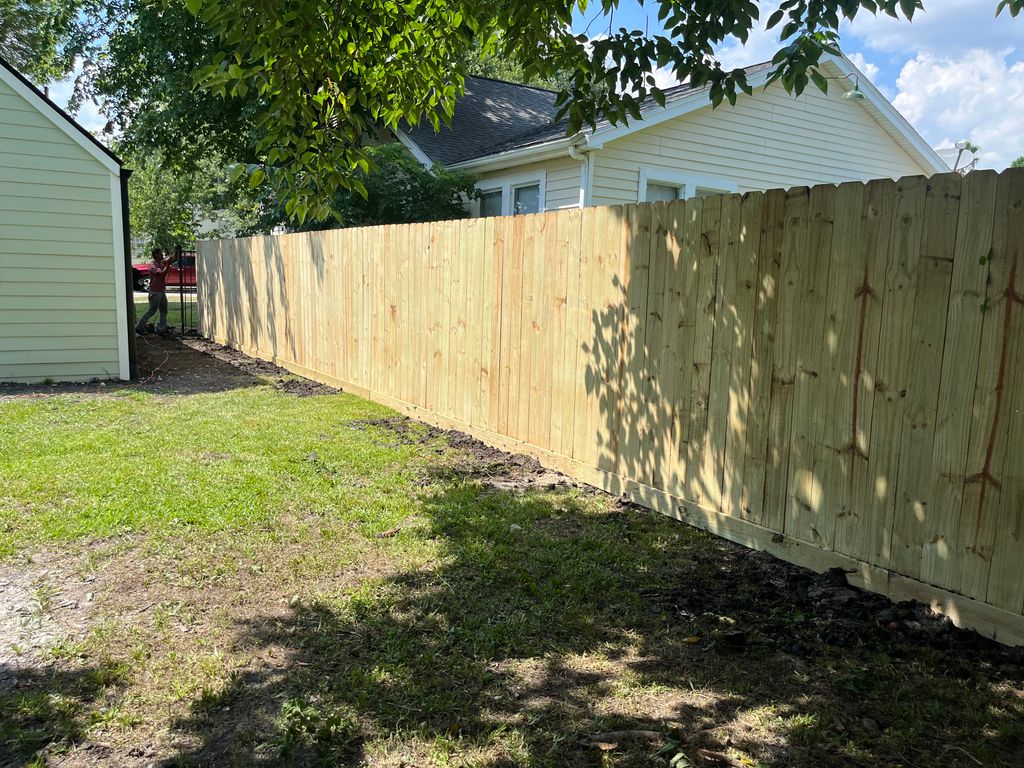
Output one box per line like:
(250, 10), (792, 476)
(198, 169), (1024, 645)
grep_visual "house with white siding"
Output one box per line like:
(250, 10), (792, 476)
(399, 55), (948, 215)
(0, 57), (134, 383)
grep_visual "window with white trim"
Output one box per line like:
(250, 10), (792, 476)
(644, 182), (679, 203)
(637, 167), (736, 203)
(475, 171), (546, 217)
(480, 189), (503, 218)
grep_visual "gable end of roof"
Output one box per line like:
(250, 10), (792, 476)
(422, 56), (947, 177)
(0, 55), (123, 173)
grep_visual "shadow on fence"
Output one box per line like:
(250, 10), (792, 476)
(195, 169), (1024, 640)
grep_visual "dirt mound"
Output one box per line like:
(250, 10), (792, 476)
(353, 419), (585, 493)
(182, 338), (338, 396)
(642, 549), (1024, 673)
(347, 416), (443, 445)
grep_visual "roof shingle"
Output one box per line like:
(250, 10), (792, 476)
(402, 77), (561, 165)
(404, 64), (775, 166)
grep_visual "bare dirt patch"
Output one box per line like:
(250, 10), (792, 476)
(2, 525), (402, 768)
(0, 552), (100, 672)
(445, 430), (578, 492)
(0, 333), (338, 400)
(348, 418), (576, 492)
(181, 337), (336, 396)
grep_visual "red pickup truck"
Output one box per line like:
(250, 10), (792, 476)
(132, 251), (197, 291)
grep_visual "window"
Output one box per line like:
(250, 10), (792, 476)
(475, 171), (546, 217)
(693, 186), (724, 199)
(513, 184), (540, 214)
(480, 190), (503, 218)
(637, 167), (736, 203)
(645, 182), (679, 203)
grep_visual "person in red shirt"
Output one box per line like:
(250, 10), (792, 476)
(135, 248), (176, 335)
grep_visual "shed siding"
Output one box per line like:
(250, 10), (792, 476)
(0, 77), (120, 382)
(477, 156), (582, 211)
(590, 80), (930, 206)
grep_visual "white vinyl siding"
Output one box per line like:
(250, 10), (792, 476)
(590, 79), (930, 207)
(476, 157), (582, 212)
(0, 76), (121, 382)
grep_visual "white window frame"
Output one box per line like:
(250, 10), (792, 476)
(474, 170), (547, 217)
(637, 166), (737, 203)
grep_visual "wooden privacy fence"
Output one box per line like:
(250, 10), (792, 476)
(198, 169), (1024, 645)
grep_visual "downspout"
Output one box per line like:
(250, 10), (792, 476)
(567, 144), (588, 208)
(119, 169), (138, 379)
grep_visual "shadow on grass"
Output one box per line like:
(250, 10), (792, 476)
(0, 660), (129, 767)
(158, 462), (1024, 767)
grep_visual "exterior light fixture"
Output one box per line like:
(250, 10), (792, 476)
(841, 78), (866, 101)
(814, 69), (868, 101)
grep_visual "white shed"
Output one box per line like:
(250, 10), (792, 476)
(0, 56), (133, 383)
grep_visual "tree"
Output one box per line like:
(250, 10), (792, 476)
(79, 0), (1022, 223)
(0, 0), (102, 82)
(241, 144), (479, 234)
(1012, 156), (1024, 168)
(182, 0), (1024, 221)
(301, 143), (478, 230)
(462, 36), (574, 91)
(124, 147), (255, 252)
(84, 1), (253, 171)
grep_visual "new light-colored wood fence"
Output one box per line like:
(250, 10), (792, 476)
(198, 169), (1024, 645)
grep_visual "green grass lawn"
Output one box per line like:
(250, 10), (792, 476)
(0, 387), (417, 556)
(1, 346), (1022, 768)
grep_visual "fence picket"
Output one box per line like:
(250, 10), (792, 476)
(198, 169), (1024, 646)
(888, 173), (961, 583)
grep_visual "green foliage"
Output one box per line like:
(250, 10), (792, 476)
(180, 0), (1023, 221)
(275, 143), (478, 232)
(123, 147), (255, 251)
(72, 0), (1022, 224)
(85, 1), (252, 170)
(277, 699), (360, 765)
(0, 0), (102, 82)
(462, 35), (574, 91)
(1011, 156), (1024, 168)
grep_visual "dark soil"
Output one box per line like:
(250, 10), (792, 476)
(182, 337), (336, 396)
(0, 334), (338, 399)
(642, 553), (1024, 670)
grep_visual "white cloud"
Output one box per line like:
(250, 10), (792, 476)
(890, 49), (1024, 169)
(714, 4), (882, 76)
(648, 66), (683, 89)
(846, 52), (879, 80)
(844, 0), (1023, 57)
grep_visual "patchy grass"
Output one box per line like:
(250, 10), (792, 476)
(1, 340), (1022, 768)
(133, 293), (197, 333)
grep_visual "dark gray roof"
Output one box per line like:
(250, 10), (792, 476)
(405, 63), (774, 166)
(402, 77), (561, 165)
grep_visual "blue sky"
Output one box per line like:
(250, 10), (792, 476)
(48, 1), (1024, 169)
